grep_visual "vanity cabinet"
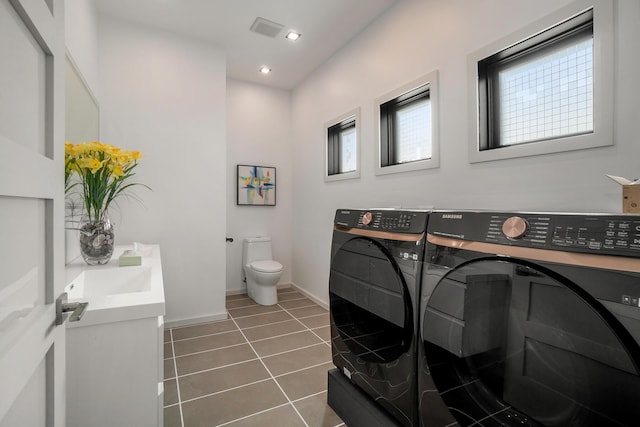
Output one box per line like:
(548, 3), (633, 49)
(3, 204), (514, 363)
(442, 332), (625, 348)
(65, 245), (165, 427)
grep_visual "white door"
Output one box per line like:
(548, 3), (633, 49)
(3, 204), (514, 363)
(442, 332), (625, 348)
(0, 0), (66, 425)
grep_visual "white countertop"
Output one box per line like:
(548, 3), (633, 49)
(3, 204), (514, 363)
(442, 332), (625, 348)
(64, 244), (165, 328)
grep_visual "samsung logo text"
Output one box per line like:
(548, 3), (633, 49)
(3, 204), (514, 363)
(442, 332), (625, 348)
(441, 214), (463, 220)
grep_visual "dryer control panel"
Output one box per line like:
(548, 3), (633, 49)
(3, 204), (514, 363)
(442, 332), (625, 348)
(334, 209), (429, 234)
(428, 211), (640, 257)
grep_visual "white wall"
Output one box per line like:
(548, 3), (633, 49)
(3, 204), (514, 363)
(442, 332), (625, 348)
(291, 0), (640, 305)
(226, 79), (293, 293)
(97, 17), (227, 326)
(64, 0), (99, 98)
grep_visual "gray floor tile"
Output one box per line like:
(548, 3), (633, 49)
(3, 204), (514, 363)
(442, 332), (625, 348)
(262, 343), (332, 376)
(226, 293), (249, 301)
(175, 343), (256, 376)
(226, 297), (257, 309)
(311, 326), (331, 342)
(299, 313), (330, 329)
(288, 305), (328, 319)
(164, 379), (179, 406)
(171, 319), (237, 341)
(165, 358), (176, 380)
(229, 304), (282, 318)
(251, 331), (323, 357)
(278, 298), (317, 309)
(179, 359), (270, 401)
(294, 391), (344, 427)
(164, 289), (344, 427)
(164, 342), (174, 359)
(173, 330), (246, 357)
(181, 380), (288, 427)
(234, 310), (294, 328)
(278, 291), (306, 301)
(242, 319), (307, 342)
(224, 404), (306, 427)
(276, 362), (333, 401)
(164, 405), (181, 427)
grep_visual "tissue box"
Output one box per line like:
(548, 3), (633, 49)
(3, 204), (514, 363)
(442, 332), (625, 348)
(119, 250), (142, 266)
(607, 175), (640, 213)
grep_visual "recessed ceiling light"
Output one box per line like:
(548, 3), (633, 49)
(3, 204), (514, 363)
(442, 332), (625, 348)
(285, 31), (301, 41)
(259, 66), (272, 74)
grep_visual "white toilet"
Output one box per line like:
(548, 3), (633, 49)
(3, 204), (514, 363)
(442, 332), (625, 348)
(242, 237), (283, 306)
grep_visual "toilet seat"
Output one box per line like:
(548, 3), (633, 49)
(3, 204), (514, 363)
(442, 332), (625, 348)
(250, 260), (282, 273)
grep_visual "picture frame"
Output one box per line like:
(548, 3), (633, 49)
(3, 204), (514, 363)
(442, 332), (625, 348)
(237, 165), (276, 206)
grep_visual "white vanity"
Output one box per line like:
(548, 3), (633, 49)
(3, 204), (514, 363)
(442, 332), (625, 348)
(64, 244), (165, 427)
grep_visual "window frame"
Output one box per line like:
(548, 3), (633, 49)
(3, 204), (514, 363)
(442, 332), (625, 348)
(324, 107), (361, 182)
(467, 0), (613, 163)
(375, 70), (440, 175)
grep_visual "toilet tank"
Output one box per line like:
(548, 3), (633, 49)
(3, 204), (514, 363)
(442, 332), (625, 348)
(243, 237), (273, 265)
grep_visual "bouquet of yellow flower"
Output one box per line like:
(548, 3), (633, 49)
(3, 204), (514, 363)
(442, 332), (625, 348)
(65, 141), (149, 224)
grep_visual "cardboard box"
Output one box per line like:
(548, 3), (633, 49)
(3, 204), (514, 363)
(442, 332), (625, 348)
(607, 175), (640, 214)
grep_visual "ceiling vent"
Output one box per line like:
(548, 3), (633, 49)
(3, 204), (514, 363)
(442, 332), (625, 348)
(250, 17), (284, 38)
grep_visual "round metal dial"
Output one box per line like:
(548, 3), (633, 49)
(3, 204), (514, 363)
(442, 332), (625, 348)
(502, 216), (528, 239)
(362, 212), (374, 226)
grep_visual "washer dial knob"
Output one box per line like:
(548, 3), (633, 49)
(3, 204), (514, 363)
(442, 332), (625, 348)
(362, 212), (374, 226)
(502, 216), (528, 239)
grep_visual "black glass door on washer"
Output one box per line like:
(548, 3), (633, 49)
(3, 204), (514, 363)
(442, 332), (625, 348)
(330, 209), (429, 427)
(419, 211), (640, 427)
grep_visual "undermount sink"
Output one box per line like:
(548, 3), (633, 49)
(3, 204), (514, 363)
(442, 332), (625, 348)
(68, 265), (152, 298)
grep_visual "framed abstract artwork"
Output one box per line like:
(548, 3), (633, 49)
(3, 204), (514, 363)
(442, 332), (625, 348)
(237, 165), (276, 206)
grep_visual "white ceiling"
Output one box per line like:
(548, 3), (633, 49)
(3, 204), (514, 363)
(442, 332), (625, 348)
(95, 0), (399, 90)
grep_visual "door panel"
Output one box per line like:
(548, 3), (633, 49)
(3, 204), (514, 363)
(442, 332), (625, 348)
(0, 0), (47, 156)
(423, 259), (640, 426)
(0, 356), (47, 427)
(0, 0), (65, 425)
(330, 236), (410, 363)
(0, 197), (46, 335)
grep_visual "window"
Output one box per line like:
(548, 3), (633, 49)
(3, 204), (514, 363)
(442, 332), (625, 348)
(468, 0), (613, 163)
(376, 71), (439, 175)
(325, 108), (360, 182)
(327, 119), (356, 175)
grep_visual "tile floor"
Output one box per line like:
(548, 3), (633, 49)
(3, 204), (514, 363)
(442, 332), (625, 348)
(163, 287), (345, 427)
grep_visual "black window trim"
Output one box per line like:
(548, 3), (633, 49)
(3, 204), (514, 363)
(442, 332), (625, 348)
(467, 0), (613, 164)
(379, 85), (431, 167)
(374, 70), (440, 176)
(327, 118), (356, 176)
(324, 107), (361, 182)
(478, 8), (594, 151)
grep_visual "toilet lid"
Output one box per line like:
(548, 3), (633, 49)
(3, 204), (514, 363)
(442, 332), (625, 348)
(250, 260), (283, 273)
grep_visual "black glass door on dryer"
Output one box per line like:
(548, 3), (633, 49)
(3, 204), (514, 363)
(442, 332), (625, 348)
(419, 212), (640, 427)
(330, 209), (428, 427)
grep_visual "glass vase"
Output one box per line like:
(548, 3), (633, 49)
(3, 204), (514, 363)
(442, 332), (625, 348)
(79, 215), (115, 265)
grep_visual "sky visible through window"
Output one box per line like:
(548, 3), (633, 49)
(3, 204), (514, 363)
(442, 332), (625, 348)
(394, 99), (431, 163)
(339, 127), (356, 173)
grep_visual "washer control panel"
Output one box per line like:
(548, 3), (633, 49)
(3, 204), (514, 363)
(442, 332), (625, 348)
(429, 211), (640, 257)
(334, 209), (429, 234)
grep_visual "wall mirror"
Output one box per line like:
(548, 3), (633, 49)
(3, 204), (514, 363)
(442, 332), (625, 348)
(65, 51), (99, 263)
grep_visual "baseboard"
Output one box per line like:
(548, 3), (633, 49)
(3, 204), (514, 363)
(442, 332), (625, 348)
(290, 282), (329, 310)
(165, 311), (228, 329)
(225, 287), (246, 296)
